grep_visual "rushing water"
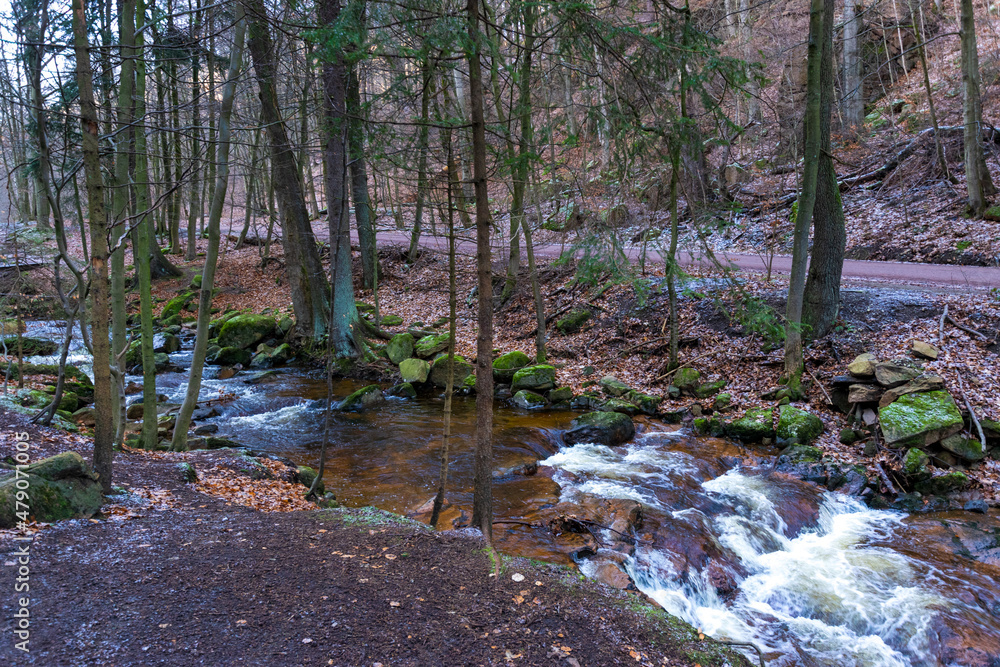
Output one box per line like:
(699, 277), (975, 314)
(17, 320), (1000, 666)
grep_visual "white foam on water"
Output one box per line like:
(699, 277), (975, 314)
(226, 402), (311, 429)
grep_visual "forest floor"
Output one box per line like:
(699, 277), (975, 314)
(0, 408), (749, 667)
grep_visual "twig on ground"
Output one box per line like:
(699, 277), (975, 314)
(806, 367), (834, 407)
(946, 313), (987, 340)
(875, 462), (897, 495)
(957, 372), (987, 449)
(938, 304), (948, 345)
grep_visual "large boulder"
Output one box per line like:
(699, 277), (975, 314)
(598, 376), (631, 397)
(492, 350), (530, 383)
(914, 471), (968, 496)
(399, 358), (430, 384)
(776, 405), (824, 445)
(386, 333), (415, 365)
(0, 336), (58, 356)
(429, 354), (473, 388)
(217, 314), (277, 350)
(511, 364), (557, 392)
(879, 390), (964, 448)
(726, 407), (775, 443)
(414, 332), (450, 358)
(207, 346), (252, 367)
(878, 374), (945, 408)
(338, 385), (385, 412)
(940, 434), (986, 462)
(0, 452), (103, 527)
(564, 411), (635, 447)
(874, 359), (923, 388)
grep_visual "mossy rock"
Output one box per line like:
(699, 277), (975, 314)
(839, 428), (859, 445)
(781, 444), (824, 463)
(57, 391), (79, 414)
(399, 358), (430, 384)
(492, 350), (531, 383)
(160, 291), (196, 321)
(6, 362), (92, 388)
(271, 343), (295, 364)
(217, 314), (277, 350)
(277, 316), (295, 336)
(914, 471), (968, 496)
(626, 391), (662, 416)
(414, 332), (451, 359)
(981, 420), (1000, 442)
(0, 336), (58, 356)
(207, 346), (252, 367)
(564, 411), (635, 447)
(776, 405), (824, 445)
(555, 309), (591, 335)
(599, 376), (631, 398)
(598, 398), (639, 416)
(385, 382), (417, 399)
(695, 379), (727, 399)
(511, 364), (557, 392)
(429, 354), (473, 388)
(338, 385), (385, 412)
(878, 390), (963, 448)
(548, 386), (574, 403)
(355, 302), (375, 313)
(512, 390), (548, 410)
(713, 393), (732, 411)
(296, 466), (325, 496)
(380, 314), (404, 327)
(694, 416), (726, 437)
(902, 447), (930, 479)
(940, 433), (986, 462)
(0, 452), (102, 527)
(158, 333), (182, 354)
(189, 274), (203, 290)
(673, 368), (701, 393)
(726, 407), (775, 443)
(386, 333), (415, 365)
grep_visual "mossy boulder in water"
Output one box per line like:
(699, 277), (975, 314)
(217, 314), (277, 350)
(492, 350), (530, 383)
(626, 391), (662, 416)
(548, 386), (574, 403)
(781, 444), (824, 463)
(338, 385), (385, 412)
(776, 405), (824, 445)
(429, 354), (473, 388)
(0, 452), (103, 527)
(208, 346), (252, 367)
(879, 391), (963, 447)
(726, 407), (775, 443)
(271, 343), (295, 364)
(511, 364), (556, 392)
(0, 336), (58, 356)
(414, 332), (451, 358)
(512, 390), (547, 410)
(914, 471), (968, 496)
(399, 358), (430, 384)
(386, 333), (415, 364)
(385, 382), (417, 399)
(564, 411), (635, 447)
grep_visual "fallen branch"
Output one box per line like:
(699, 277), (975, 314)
(806, 367), (834, 407)
(713, 640), (766, 667)
(956, 372), (987, 450)
(945, 313), (988, 340)
(654, 351), (714, 382)
(938, 304), (948, 345)
(875, 462), (897, 495)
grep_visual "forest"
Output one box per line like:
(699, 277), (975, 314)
(0, 0), (999, 664)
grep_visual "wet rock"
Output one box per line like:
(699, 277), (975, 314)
(914, 471), (968, 496)
(781, 444), (824, 463)
(941, 433), (986, 462)
(878, 374), (945, 408)
(548, 386), (574, 403)
(0, 336), (58, 356)
(513, 390), (547, 410)
(295, 466), (325, 495)
(337, 385), (385, 412)
(555, 308), (591, 335)
(776, 405), (824, 445)
(0, 452), (102, 527)
(964, 499), (988, 514)
(673, 368), (701, 394)
(598, 398), (639, 416)
(270, 343), (295, 364)
(902, 447), (930, 479)
(208, 346), (252, 367)
(726, 406), (774, 443)
(848, 384), (882, 403)
(385, 382), (417, 399)
(494, 384), (512, 400)
(694, 416), (726, 437)
(218, 367), (240, 380)
(599, 376), (631, 397)
(414, 332), (451, 358)
(157, 333), (181, 354)
(911, 340), (938, 360)
(879, 390), (964, 447)
(564, 411), (635, 447)
(399, 358), (430, 384)
(217, 314), (277, 350)
(695, 379), (727, 398)
(193, 423), (219, 435)
(627, 392), (662, 416)
(874, 358), (923, 388)
(429, 354), (473, 388)
(205, 436), (246, 450)
(386, 333), (414, 364)
(492, 350), (530, 383)
(848, 353), (877, 377)
(592, 562), (632, 590)
(511, 364), (557, 392)
(249, 346), (274, 369)
(277, 316), (294, 336)
(70, 407), (96, 426)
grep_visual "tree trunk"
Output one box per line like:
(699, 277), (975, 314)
(467, 0), (494, 542)
(244, 0), (330, 337)
(960, 0), (996, 216)
(173, 8), (246, 451)
(25, 0), (51, 230)
(803, 0), (846, 340)
(186, 0), (202, 261)
(841, 0), (863, 131)
(408, 58), (433, 264)
(347, 63), (376, 291)
(72, 0), (114, 493)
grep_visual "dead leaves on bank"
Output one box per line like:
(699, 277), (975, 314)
(194, 463), (314, 512)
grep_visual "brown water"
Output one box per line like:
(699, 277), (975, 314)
(21, 321), (1000, 666)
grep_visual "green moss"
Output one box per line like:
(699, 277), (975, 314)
(513, 389), (548, 409)
(914, 471), (968, 496)
(338, 385), (384, 412)
(160, 291), (195, 321)
(429, 354), (473, 388)
(555, 308), (591, 334)
(414, 332), (451, 358)
(782, 444), (823, 462)
(776, 405), (824, 444)
(386, 333), (415, 364)
(879, 390), (963, 447)
(695, 379), (727, 398)
(673, 367), (701, 392)
(492, 350), (530, 383)
(380, 314), (403, 327)
(511, 364), (557, 392)
(902, 447), (929, 478)
(217, 314), (277, 350)
(726, 406), (775, 443)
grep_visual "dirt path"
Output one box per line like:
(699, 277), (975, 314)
(349, 228), (1000, 290)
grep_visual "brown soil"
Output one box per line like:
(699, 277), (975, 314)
(0, 409), (748, 667)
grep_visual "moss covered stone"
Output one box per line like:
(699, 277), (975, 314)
(624, 392), (661, 416)
(207, 346), (252, 367)
(726, 407), (774, 443)
(555, 308), (591, 334)
(782, 444), (824, 463)
(217, 314), (276, 350)
(564, 411), (635, 447)
(776, 405), (824, 445)
(429, 354), (473, 388)
(940, 433), (986, 462)
(694, 416), (726, 437)
(695, 379), (727, 399)
(271, 343), (295, 364)
(548, 386), (574, 403)
(338, 385), (385, 412)
(0, 452), (102, 527)
(914, 471), (968, 496)
(387, 333), (415, 365)
(385, 382), (417, 399)
(511, 364), (557, 392)
(673, 368), (701, 393)
(513, 390), (547, 410)
(902, 448), (930, 478)
(380, 314), (404, 327)
(879, 390), (963, 447)
(599, 376), (631, 397)
(414, 332), (451, 358)
(839, 428), (860, 445)
(296, 466), (325, 495)
(713, 393), (732, 411)
(399, 358), (431, 384)
(492, 350), (530, 382)
(598, 398), (639, 416)
(0, 336), (58, 356)
(160, 291), (196, 321)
